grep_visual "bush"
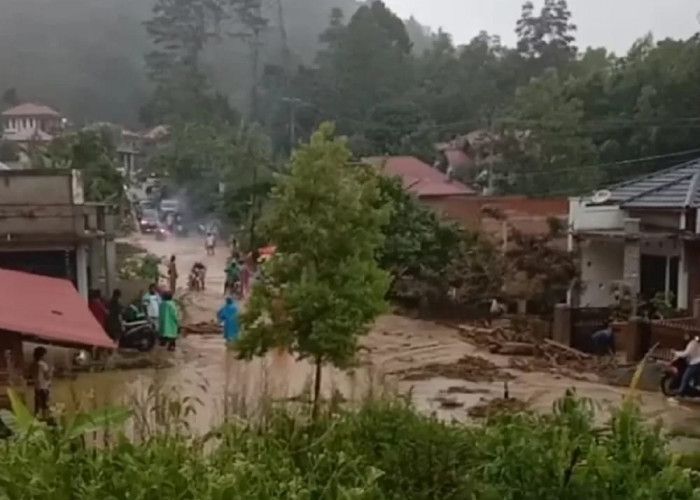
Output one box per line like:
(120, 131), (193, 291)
(0, 396), (698, 499)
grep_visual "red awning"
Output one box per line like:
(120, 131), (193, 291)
(0, 268), (116, 349)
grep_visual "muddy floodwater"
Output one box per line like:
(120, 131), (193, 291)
(33, 235), (700, 444)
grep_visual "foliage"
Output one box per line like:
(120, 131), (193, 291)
(237, 123), (390, 407)
(39, 129), (125, 204)
(0, 395), (698, 499)
(375, 172), (504, 307)
(119, 253), (162, 282)
(502, 215), (578, 310)
(0, 141), (19, 163)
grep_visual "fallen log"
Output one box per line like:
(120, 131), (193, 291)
(490, 342), (536, 356)
(543, 339), (592, 360)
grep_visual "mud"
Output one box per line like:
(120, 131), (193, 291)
(25, 233), (700, 443)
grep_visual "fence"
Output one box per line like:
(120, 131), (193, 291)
(569, 307), (611, 353)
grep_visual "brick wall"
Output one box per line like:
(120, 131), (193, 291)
(423, 196), (569, 240)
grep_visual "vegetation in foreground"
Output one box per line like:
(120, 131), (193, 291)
(0, 393), (698, 499)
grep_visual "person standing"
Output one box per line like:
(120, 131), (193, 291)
(205, 232), (216, 256)
(167, 255), (178, 293)
(32, 347), (52, 418)
(224, 258), (240, 296)
(105, 289), (124, 341)
(158, 291), (180, 351)
(217, 297), (239, 342)
(142, 283), (162, 327)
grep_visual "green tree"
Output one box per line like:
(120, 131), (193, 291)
(500, 68), (598, 195)
(516, 0), (578, 74)
(142, 0), (229, 125)
(43, 129), (125, 203)
(237, 123), (390, 416)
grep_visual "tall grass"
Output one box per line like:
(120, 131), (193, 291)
(0, 390), (698, 500)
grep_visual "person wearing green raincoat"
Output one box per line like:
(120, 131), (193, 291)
(158, 291), (179, 351)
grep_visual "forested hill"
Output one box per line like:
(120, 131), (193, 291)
(0, 0), (431, 125)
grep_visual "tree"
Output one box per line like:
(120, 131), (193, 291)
(516, 0), (577, 75)
(237, 123), (390, 416)
(43, 129), (125, 203)
(142, 0), (229, 124)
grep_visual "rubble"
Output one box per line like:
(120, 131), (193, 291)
(458, 322), (614, 379)
(467, 397), (529, 418)
(182, 321), (220, 335)
(399, 355), (514, 383)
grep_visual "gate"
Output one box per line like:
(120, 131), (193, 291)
(570, 307), (611, 353)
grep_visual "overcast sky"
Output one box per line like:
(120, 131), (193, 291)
(383, 0), (700, 54)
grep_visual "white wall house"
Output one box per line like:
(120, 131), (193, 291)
(569, 159), (700, 311)
(1, 102), (62, 143)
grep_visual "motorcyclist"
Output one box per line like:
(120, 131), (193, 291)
(670, 334), (700, 403)
(192, 261), (207, 290)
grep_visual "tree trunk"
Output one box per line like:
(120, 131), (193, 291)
(312, 356), (322, 420)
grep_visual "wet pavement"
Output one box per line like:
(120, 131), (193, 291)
(38, 234), (700, 441)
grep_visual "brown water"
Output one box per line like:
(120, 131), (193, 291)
(30, 235), (700, 441)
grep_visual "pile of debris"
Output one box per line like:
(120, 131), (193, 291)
(458, 323), (610, 379)
(400, 354), (514, 383)
(182, 321), (220, 335)
(467, 396), (529, 418)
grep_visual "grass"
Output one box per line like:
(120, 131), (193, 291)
(0, 385), (699, 500)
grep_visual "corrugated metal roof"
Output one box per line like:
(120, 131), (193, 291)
(0, 268), (115, 349)
(607, 159), (700, 209)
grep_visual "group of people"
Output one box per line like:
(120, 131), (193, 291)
(88, 285), (180, 351)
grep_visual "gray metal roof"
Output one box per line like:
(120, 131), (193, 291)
(608, 158), (700, 209)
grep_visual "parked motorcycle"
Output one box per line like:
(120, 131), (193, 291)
(660, 356), (700, 397)
(119, 319), (157, 352)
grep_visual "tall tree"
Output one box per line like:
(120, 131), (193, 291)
(142, 0), (227, 125)
(516, 0), (577, 75)
(237, 123), (389, 416)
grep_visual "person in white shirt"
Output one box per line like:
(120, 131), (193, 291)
(205, 232), (216, 256)
(142, 283), (162, 326)
(673, 335), (700, 400)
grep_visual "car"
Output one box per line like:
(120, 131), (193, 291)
(139, 209), (160, 233)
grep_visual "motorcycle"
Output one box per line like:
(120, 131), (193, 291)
(119, 318), (158, 352)
(660, 356), (700, 397)
(155, 226), (168, 241)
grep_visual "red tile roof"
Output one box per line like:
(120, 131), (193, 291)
(373, 156), (475, 198)
(2, 103), (60, 117)
(0, 268), (115, 349)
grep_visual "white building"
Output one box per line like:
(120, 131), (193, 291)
(1, 102), (62, 144)
(569, 159), (700, 311)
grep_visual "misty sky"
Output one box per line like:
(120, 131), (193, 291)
(383, 0), (700, 54)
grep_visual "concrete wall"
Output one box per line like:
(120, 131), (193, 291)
(0, 205), (80, 236)
(580, 239), (624, 307)
(0, 170), (73, 205)
(569, 198), (625, 231)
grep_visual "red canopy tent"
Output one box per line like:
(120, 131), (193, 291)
(0, 268), (115, 349)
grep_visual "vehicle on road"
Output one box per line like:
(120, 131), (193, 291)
(120, 318), (158, 352)
(660, 356), (700, 398)
(139, 209), (160, 233)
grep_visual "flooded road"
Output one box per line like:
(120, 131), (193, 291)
(41, 234), (700, 440)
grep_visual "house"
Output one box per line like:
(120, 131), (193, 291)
(0, 169), (118, 301)
(365, 155), (475, 200)
(569, 159), (700, 310)
(1, 102), (63, 144)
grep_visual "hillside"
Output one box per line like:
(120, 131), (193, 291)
(0, 0), (432, 126)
